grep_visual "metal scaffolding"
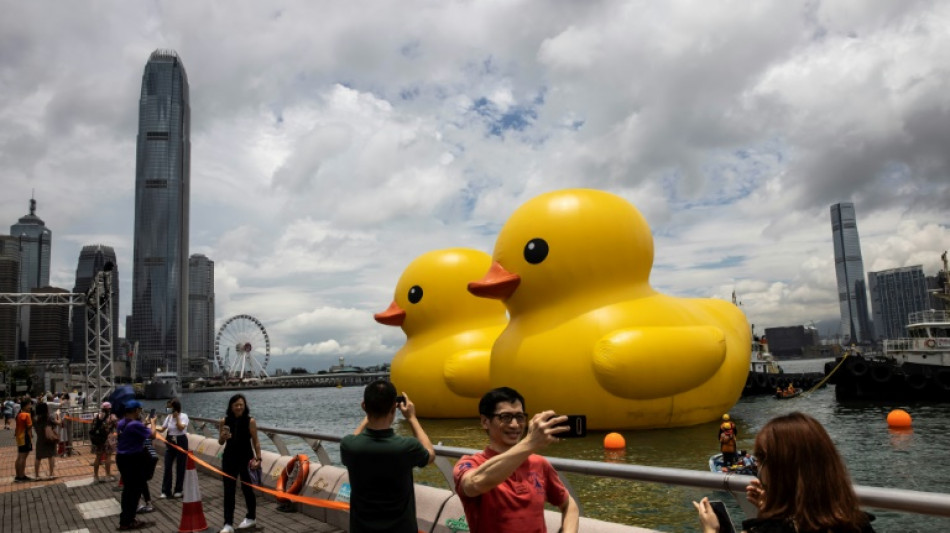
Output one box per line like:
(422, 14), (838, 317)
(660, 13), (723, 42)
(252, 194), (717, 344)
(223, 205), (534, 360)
(0, 269), (115, 403)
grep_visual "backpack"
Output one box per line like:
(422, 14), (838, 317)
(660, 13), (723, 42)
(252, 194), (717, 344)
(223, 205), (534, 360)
(90, 415), (108, 445)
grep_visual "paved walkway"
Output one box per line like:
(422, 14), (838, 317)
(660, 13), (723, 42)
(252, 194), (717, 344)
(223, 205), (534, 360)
(0, 423), (342, 533)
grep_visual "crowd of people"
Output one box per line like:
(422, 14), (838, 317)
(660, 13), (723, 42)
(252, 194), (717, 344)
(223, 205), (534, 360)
(5, 387), (879, 533)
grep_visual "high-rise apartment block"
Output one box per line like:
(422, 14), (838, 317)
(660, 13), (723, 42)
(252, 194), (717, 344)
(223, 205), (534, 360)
(0, 236), (20, 362)
(868, 265), (930, 340)
(71, 245), (120, 364)
(128, 49), (191, 379)
(830, 202), (873, 343)
(10, 197), (52, 358)
(187, 254), (214, 376)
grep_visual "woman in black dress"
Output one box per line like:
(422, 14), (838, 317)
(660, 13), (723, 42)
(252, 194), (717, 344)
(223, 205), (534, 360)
(217, 394), (262, 533)
(33, 401), (59, 479)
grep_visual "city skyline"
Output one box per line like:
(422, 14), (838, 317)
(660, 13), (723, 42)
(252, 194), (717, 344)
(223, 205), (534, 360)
(128, 50), (191, 379)
(2, 3), (948, 371)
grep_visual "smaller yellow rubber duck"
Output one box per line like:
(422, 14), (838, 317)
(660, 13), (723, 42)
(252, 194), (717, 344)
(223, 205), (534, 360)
(468, 189), (751, 429)
(376, 248), (508, 418)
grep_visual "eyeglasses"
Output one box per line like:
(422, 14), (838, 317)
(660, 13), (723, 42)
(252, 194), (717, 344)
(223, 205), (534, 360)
(491, 412), (527, 424)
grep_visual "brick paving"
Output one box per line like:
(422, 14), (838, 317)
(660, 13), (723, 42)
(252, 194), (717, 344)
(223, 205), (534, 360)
(0, 423), (342, 533)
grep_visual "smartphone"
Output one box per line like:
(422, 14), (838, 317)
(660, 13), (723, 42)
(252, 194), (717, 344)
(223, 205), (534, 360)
(707, 500), (736, 533)
(148, 408), (156, 419)
(395, 395), (406, 406)
(556, 414), (587, 438)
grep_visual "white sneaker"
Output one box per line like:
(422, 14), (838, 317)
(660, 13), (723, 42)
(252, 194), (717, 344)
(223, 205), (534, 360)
(219, 525), (234, 533)
(173, 492), (183, 498)
(236, 518), (256, 529)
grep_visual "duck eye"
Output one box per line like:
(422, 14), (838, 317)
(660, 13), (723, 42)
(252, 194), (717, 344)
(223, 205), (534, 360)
(407, 285), (423, 304)
(523, 238), (549, 264)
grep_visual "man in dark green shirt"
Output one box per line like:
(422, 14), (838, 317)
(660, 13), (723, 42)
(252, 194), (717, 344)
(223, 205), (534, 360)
(341, 379), (435, 533)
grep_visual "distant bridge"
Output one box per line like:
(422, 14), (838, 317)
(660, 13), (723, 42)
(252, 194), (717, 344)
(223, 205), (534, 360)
(185, 371), (389, 393)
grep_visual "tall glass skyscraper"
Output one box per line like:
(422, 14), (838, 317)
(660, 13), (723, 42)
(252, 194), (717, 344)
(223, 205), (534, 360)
(188, 254), (214, 376)
(868, 265), (929, 340)
(10, 197), (52, 359)
(0, 236), (20, 362)
(129, 50), (190, 379)
(71, 245), (120, 364)
(830, 202), (873, 343)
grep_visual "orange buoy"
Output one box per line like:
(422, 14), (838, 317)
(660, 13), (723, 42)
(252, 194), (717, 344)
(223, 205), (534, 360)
(886, 409), (912, 429)
(604, 432), (626, 449)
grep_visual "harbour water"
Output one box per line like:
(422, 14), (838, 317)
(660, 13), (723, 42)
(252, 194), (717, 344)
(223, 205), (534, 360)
(146, 359), (950, 532)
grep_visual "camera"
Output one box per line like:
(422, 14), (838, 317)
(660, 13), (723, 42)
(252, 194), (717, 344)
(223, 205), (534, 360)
(555, 414), (587, 438)
(395, 395), (406, 406)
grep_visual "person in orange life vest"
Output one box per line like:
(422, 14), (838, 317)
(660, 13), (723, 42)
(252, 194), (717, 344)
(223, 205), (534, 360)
(718, 414), (738, 438)
(720, 423), (738, 465)
(453, 387), (579, 533)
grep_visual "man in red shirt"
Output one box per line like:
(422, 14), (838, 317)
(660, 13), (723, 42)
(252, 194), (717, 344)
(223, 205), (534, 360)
(453, 387), (579, 533)
(14, 399), (34, 482)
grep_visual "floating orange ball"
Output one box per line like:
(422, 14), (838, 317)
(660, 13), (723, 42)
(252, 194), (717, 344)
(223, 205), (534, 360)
(887, 409), (912, 429)
(604, 432), (626, 449)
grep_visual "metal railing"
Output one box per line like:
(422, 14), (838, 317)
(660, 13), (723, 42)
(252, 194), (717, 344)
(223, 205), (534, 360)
(189, 416), (950, 521)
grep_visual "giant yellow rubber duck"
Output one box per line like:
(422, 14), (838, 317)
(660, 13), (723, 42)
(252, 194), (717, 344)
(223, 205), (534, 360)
(468, 189), (750, 429)
(376, 248), (508, 418)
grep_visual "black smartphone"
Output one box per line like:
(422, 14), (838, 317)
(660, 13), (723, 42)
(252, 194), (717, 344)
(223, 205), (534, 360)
(708, 500), (736, 533)
(149, 408), (156, 419)
(395, 395), (406, 405)
(556, 414), (587, 438)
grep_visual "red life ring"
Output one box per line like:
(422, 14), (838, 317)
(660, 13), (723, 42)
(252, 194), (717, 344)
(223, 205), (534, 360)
(277, 454), (310, 499)
(926, 339), (936, 348)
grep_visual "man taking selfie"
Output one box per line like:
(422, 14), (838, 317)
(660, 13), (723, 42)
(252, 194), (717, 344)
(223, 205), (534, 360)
(453, 387), (579, 533)
(341, 379), (435, 533)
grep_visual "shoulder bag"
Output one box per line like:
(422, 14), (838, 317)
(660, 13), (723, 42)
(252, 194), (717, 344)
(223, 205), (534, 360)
(45, 422), (60, 443)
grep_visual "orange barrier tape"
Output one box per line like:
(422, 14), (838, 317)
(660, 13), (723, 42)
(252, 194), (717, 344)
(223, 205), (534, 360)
(154, 433), (350, 511)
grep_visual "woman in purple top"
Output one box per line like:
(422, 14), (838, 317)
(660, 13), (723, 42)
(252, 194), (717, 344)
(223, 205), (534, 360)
(115, 400), (156, 531)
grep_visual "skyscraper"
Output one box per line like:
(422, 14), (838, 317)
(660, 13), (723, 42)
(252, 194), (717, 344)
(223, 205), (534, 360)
(10, 197), (52, 358)
(188, 254), (214, 376)
(28, 286), (70, 360)
(71, 245), (120, 364)
(830, 202), (873, 343)
(129, 49), (190, 379)
(868, 265), (930, 340)
(0, 236), (20, 362)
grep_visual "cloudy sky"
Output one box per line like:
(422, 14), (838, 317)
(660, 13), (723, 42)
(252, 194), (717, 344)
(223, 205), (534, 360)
(2, 1), (948, 371)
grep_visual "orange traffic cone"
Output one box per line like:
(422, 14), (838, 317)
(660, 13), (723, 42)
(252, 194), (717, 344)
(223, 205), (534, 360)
(178, 456), (209, 532)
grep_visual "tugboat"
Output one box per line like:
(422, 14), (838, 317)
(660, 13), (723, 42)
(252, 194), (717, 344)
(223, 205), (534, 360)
(742, 336), (826, 396)
(826, 252), (950, 401)
(144, 368), (179, 400)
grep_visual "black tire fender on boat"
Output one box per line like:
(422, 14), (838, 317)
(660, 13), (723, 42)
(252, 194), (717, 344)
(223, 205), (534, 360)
(906, 374), (928, 390)
(936, 369), (950, 391)
(755, 373), (769, 388)
(871, 365), (892, 383)
(849, 360), (869, 377)
(767, 375), (778, 389)
(922, 367), (934, 379)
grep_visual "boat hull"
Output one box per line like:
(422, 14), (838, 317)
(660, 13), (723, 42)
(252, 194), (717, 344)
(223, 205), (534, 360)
(742, 370), (825, 396)
(825, 356), (950, 402)
(144, 381), (178, 400)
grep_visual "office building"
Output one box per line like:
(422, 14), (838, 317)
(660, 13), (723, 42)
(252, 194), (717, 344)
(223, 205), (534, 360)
(869, 265), (930, 340)
(0, 236), (20, 362)
(10, 197), (52, 358)
(28, 286), (70, 360)
(830, 202), (873, 343)
(763, 325), (820, 358)
(128, 49), (191, 379)
(187, 254), (214, 376)
(71, 245), (120, 364)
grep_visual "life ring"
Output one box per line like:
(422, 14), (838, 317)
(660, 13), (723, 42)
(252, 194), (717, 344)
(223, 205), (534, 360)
(926, 339), (936, 348)
(277, 454), (310, 499)
(849, 360), (869, 377)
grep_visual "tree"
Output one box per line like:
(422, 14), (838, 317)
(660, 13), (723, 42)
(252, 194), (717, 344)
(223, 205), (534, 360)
(289, 367), (310, 375)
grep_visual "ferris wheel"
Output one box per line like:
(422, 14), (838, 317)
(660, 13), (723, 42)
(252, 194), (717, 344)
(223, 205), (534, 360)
(215, 314), (271, 379)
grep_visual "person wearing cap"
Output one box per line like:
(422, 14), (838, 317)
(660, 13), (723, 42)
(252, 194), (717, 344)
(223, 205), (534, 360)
(115, 400), (157, 531)
(92, 402), (118, 482)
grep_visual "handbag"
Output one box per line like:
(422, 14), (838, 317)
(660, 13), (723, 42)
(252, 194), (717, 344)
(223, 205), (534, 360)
(45, 423), (60, 443)
(248, 453), (263, 486)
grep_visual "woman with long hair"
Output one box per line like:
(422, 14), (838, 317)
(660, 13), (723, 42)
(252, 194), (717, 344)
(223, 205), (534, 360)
(695, 412), (875, 533)
(217, 394), (262, 533)
(33, 401), (59, 479)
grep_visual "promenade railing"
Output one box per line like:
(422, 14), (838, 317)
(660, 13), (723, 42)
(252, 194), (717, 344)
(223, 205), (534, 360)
(188, 416), (950, 521)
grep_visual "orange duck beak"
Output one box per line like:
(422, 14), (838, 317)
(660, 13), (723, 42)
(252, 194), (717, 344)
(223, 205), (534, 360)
(467, 261), (521, 300)
(374, 301), (406, 326)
